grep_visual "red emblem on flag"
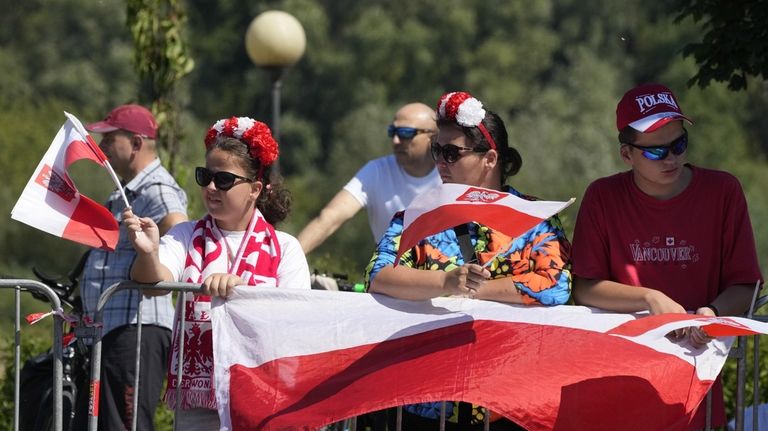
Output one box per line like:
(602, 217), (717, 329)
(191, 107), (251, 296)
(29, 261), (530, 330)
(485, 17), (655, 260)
(456, 187), (504, 203)
(35, 164), (76, 202)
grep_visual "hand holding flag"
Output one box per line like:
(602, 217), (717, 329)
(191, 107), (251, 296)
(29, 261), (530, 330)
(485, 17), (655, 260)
(11, 112), (128, 251)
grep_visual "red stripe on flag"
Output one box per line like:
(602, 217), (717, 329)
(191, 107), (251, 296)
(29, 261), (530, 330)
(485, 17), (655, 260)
(229, 320), (709, 431)
(64, 139), (107, 169)
(607, 313), (760, 338)
(62, 195), (119, 250)
(398, 203), (543, 262)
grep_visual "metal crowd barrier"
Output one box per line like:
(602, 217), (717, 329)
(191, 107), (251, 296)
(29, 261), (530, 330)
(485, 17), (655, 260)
(85, 281), (202, 431)
(83, 281), (766, 431)
(728, 294), (768, 431)
(0, 279), (65, 431)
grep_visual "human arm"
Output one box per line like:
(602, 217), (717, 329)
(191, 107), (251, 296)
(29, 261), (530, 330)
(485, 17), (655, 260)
(157, 212), (187, 235)
(123, 208), (175, 286)
(573, 277), (686, 314)
(363, 212), (489, 300)
(297, 189), (364, 253)
(474, 215), (572, 305)
(370, 264), (490, 300)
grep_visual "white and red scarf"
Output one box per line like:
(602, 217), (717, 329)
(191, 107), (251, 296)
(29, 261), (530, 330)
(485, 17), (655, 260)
(164, 209), (281, 410)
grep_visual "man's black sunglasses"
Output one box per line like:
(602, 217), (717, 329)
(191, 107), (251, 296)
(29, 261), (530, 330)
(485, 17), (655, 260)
(387, 125), (435, 140)
(625, 129), (688, 161)
(195, 167), (253, 191)
(430, 142), (489, 164)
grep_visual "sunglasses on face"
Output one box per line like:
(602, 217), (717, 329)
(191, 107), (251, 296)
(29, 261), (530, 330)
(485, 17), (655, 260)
(387, 125), (434, 140)
(626, 129), (688, 161)
(195, 167), (253, 191)
(430, 142), (489, 164)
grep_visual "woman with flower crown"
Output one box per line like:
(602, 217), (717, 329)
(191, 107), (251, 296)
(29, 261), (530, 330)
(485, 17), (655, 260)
(365, 92), (571, 430)
(123, 117), (310, 429)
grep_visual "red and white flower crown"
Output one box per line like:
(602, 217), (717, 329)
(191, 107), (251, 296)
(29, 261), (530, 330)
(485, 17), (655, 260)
(204, 116), (279, 167)
(436, 92), (497, 150)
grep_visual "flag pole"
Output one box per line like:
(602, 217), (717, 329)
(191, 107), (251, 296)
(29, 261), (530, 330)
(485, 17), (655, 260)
(64, 112), (131, 208)
(101, 160), (131, 208)
(747, 279), (762, 319)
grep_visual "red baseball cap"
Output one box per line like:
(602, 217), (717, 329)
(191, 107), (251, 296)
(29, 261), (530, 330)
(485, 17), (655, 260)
(86, 104), (158, 139)
(616, 83), (693, 132)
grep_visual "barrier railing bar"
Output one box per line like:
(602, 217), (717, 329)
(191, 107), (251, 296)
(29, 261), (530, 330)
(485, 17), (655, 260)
(130, 290), (144, 431)
(752, 335), (760, 431)
(173, 288), (191, 431)
(14, 287), (20, 431)
(440, 401), (446, 430)
(0, 280), (64, 431)
(87, 281), (202, 431)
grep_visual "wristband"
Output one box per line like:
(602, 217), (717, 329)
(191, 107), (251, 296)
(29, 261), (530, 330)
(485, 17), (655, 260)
(706, 303), (720, 317)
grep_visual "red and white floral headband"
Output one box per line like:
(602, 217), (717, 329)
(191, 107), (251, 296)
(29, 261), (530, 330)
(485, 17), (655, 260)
(436, 91), (497, 150)
(204, 116), (280, 169)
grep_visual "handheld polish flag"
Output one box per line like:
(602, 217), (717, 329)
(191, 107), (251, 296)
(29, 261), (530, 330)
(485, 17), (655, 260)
(396, 183), (575, 264)
(11, 112), (129, 251)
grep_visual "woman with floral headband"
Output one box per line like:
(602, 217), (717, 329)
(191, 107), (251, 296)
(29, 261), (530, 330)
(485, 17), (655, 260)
(123, 117), (310, 429)
(365, 92), (571, 430)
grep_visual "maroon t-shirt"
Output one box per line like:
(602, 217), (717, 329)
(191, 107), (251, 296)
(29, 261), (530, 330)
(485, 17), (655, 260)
(572, 165), (761, 310)
(571, 165), (762, 429)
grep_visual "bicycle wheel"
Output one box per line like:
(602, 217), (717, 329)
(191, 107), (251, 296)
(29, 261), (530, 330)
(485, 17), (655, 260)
(31, 381), (76, 431)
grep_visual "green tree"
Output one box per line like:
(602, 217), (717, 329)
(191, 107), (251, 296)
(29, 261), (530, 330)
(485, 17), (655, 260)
(672, 0), (768, 90)
(127, 0), (195, 174)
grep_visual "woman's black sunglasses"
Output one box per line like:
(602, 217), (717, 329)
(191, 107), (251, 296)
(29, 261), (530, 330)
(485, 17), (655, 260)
(195, 167), (253, 191)
(430, 142), (489, 164)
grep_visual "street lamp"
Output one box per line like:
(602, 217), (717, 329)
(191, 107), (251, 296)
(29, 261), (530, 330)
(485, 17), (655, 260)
(245, 10), (306, 177)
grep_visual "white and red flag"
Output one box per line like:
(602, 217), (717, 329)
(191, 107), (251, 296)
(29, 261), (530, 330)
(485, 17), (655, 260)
(211, 287), (768, 431)
(396, 183), (574, 263)
(11, 112), (121, 250)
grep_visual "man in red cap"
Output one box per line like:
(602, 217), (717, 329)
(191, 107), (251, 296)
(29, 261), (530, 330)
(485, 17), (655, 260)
(571, 83), (762, 430)
(73, 104), (188, 430)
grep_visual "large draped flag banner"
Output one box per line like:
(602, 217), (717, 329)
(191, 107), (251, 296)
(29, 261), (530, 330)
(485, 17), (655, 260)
(396, 183), (575, 263)
(211, 287), (768, 431)
(11, 112), (121, 250)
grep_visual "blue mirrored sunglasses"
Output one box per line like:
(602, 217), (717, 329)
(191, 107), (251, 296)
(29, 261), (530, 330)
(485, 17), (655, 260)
(626, 129), (688, 161)
(387, 125), (434, 140)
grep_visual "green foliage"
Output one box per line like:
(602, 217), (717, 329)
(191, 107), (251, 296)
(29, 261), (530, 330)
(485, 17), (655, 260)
(127, 0), (195, 174)
(673, 0), (768, 90)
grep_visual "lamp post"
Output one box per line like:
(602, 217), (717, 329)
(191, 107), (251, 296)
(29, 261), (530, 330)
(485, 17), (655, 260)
(245, 10), (306, 177)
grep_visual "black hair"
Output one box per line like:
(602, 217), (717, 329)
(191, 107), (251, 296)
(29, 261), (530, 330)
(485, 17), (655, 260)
(207, 136), (292, 225)
(618, 126), (639, 145)
(437, 110), (522, 184)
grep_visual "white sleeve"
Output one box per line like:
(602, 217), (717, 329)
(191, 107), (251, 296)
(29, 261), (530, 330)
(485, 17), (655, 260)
(158, 221), (194, 281)
(342, 160), (378, 208)
(276, 231), (311, 290)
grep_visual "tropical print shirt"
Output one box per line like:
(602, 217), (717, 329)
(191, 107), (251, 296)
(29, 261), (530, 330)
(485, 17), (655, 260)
(364, 185), (572, 306)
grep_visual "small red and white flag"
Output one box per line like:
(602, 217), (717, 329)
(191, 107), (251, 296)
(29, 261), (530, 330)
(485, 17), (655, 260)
(396, 183), (574, 263)
(11, 112), (120, 250)
(211, 287), (768, 431)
